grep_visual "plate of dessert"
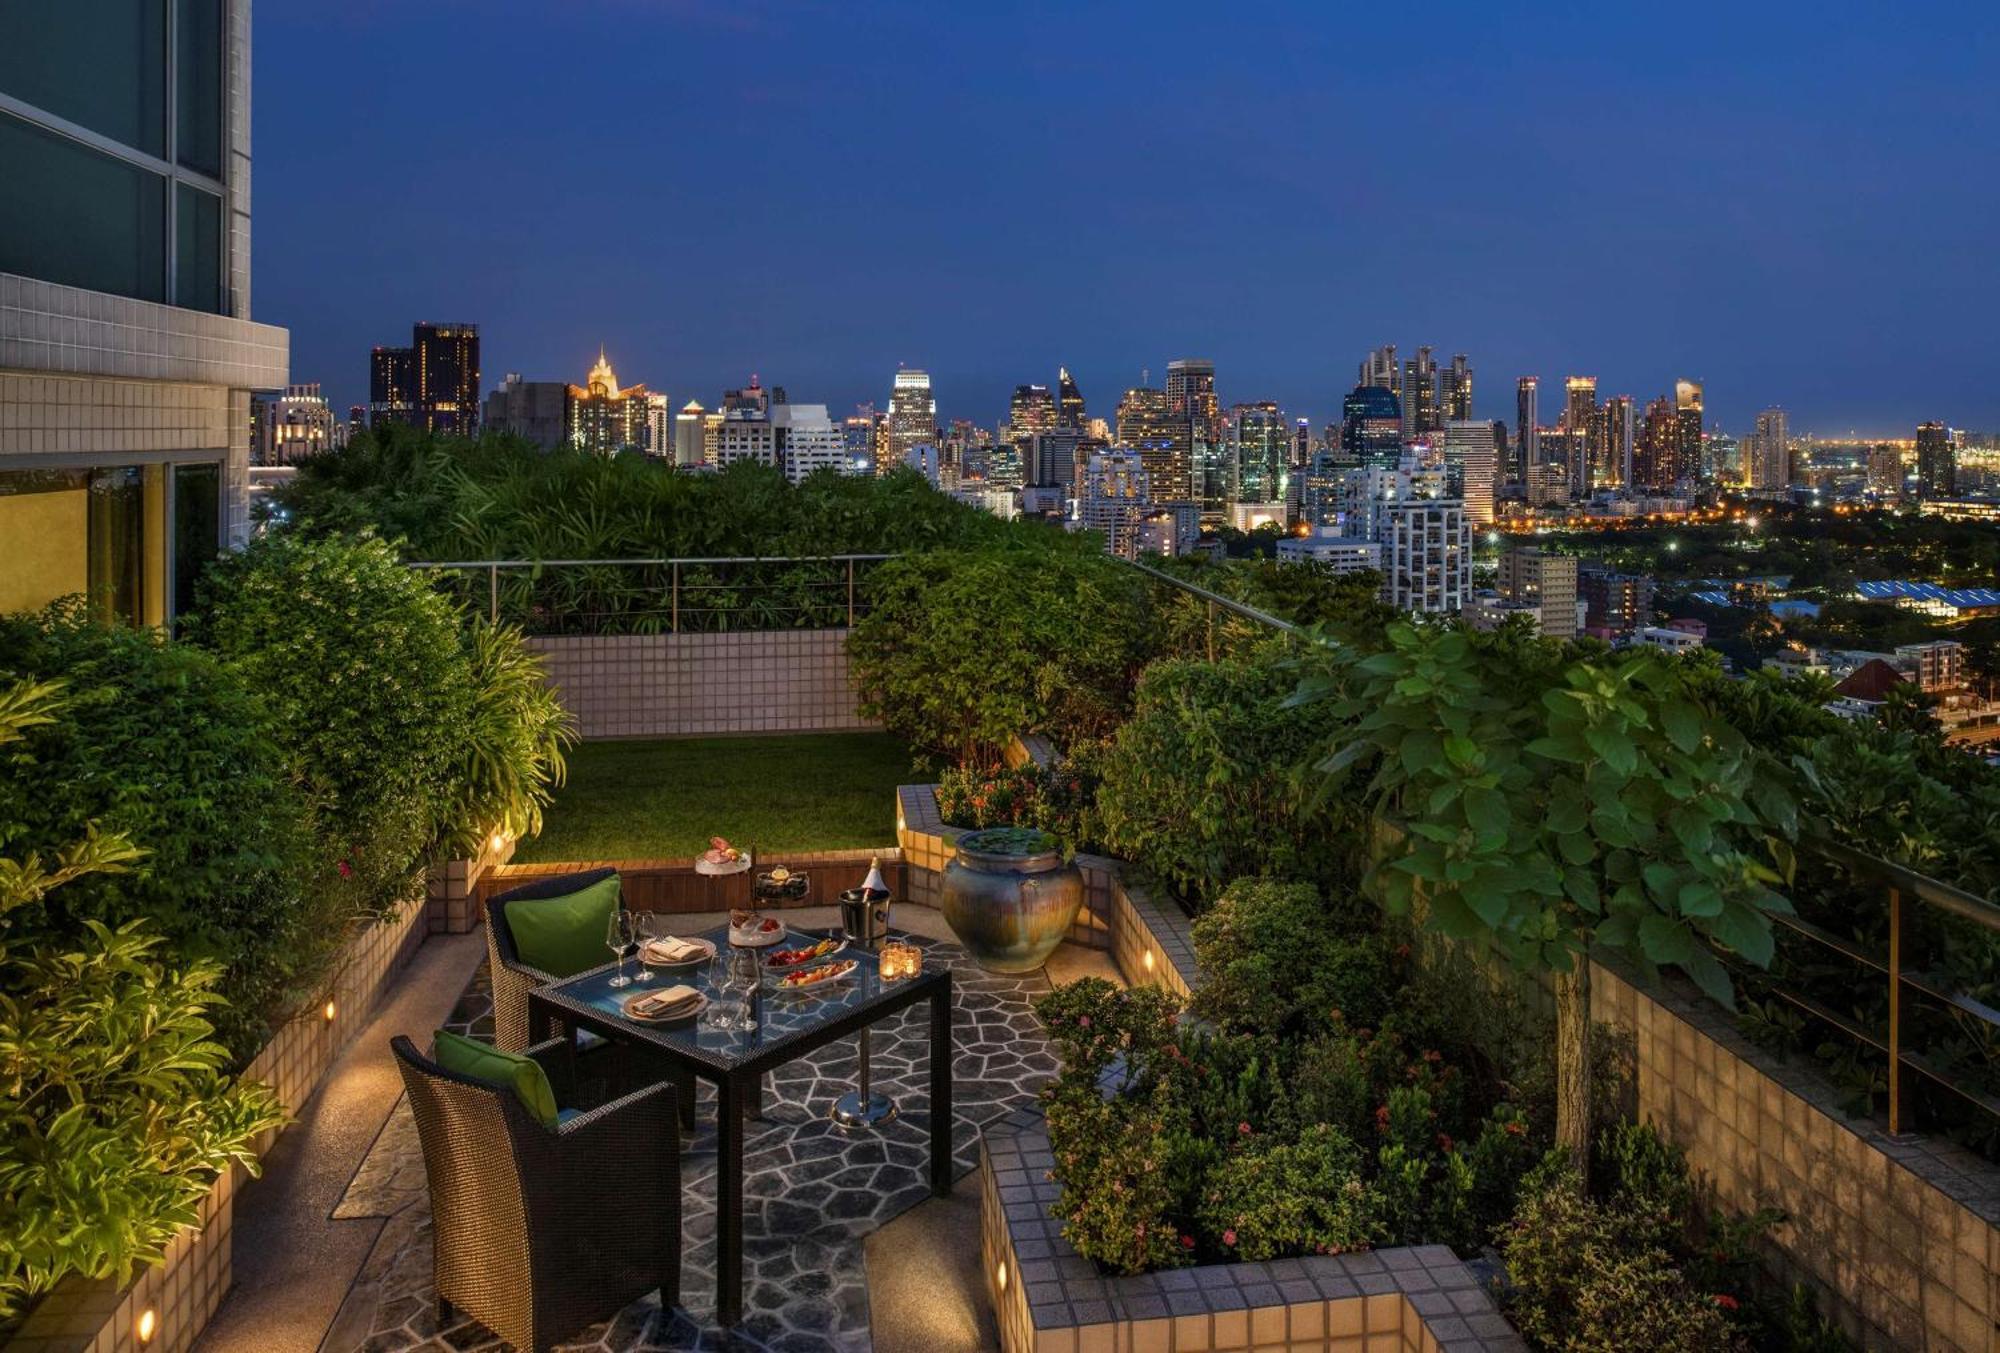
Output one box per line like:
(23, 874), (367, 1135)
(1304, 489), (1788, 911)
(641, 934), (715, 968)
(765, 935), (847, 970)
(622, 984), (707, 1025)
(776, 957), (857, 992)
(694, 836), (751, 877)
(727, 909), (786, 948)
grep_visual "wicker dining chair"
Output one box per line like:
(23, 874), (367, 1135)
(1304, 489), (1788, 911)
(391, 1034), (680, 1353)
(485, 867), (623, 1053)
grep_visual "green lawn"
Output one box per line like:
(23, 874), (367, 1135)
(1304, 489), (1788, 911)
(515, 732), (921, 863)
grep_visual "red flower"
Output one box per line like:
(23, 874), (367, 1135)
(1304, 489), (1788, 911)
(1713, 1294), (1739, 1311)
(337, 859), (353, 878)
(1237, 1121), (1253, 1136)
(1436, 1133), (1455, 1153)
(1395, 944), (1412, 959)
(1221, 1228), (1237, 1247)
(1503, 1120), (1526, 1137)
(1180, 1234), (1195, 1250)
(1374, 1104), (1391, 1131)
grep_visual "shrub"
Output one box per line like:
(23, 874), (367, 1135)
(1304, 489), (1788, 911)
(0, 680), (283, 1325)
(195, 531), (475, 914)
(439, 618), (575, 852)
(1199, 1125), (1376, 1261)
(848, 545), (1152, 766)
(0, 605), (324, 1055)
(1500, 1157), (1743, 1353)
(936, 763), (1048, 831)
(1190, 879), (1394, 1039)
(1095, 642), (1354, 903)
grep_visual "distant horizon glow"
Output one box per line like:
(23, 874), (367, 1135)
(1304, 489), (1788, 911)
(252, 1), (1999, 441)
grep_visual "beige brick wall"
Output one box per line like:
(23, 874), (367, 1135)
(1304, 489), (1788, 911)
(527, 629), (878, 739)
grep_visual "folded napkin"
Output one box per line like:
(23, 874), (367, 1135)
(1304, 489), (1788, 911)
(628, 984), (701, 1019)
(644, 935), (706, 962)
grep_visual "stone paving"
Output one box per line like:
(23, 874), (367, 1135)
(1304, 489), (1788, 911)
(327, 934), (1062, 1352)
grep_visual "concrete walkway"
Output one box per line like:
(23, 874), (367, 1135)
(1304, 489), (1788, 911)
(197, 930), (486, 1353)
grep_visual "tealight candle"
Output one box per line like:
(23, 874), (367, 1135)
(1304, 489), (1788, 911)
(879, 941), (921, 981)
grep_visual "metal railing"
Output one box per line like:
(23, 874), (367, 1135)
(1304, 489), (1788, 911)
(407, 554), (897, 635)
(1122, 556), (2000, 1143)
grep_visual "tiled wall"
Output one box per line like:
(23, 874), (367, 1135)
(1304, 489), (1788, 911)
(3, 894), (431, 1353)
(1590, 960), (2000, 1352)
(526, 630), (876, 739)
(0, 275), (287, 391)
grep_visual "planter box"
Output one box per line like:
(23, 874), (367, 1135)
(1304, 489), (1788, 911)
(979, 1112), (1524, 1353)
(477, 847), (902, 915)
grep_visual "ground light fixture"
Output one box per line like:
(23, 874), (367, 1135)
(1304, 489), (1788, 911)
(136, 1308), (157, 1344)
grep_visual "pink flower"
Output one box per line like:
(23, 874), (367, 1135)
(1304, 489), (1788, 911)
(1078, 1015), (1092, 1028)
(337, 859), (353, 878)
(1221, 1229), (1237, 1247)
(1237, 1121), (1252, 1136)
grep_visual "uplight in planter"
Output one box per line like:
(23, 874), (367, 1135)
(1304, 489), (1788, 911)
(136, 1308), (157, 1344)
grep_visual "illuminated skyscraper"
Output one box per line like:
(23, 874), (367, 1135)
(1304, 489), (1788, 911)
(564, 350), (667, 455)
(1634, 396), (1680, 492)
(1749, 408), (1790, 491)
(1402, 346), (1440, 438)
(1229, 401), (1288, 504)
(1916, 421), (1956, 498)
(1867, 443), (1904, 499)
(1602, 395), (1635, 492)
(1515, 376), (1539, 486)
(1359, 345), (1401, 398)
(1341, 385), (1404, 468)
(1009, 384), (1057, 454)
(676, 400), (708, 466)
(1076, 449), (1151, 558)
(1674, 379), (1704, 483)
(1563, 377), (1598, 496)
(1057, 367), (1087, 429)
(1443, 353), (1473, 422)
(370, 322), (480, 434)
(1442, 419), (1497, 525)
(1166, 358), (1220, 442)
(1116, 385), (1190, 500)
(887, 368), (936, 467)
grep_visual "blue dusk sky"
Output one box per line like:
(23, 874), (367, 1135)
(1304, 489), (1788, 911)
(254, 0), (1998, 438)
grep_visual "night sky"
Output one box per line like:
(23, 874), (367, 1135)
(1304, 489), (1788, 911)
(253, 1), (1998, 438)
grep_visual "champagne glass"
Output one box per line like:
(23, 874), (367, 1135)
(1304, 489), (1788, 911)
(630, 911), (658, 983)
(605, 909), (635, 989)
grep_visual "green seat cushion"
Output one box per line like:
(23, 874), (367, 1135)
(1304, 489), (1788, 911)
(502, 874), (622, 979)
(431, 1029), (560, 1129)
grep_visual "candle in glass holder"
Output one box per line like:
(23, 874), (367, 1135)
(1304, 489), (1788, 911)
(879, 941), (921, 981)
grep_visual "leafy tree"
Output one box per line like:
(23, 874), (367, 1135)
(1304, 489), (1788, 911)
(847, 545), (1151, 766)
(1293, 622), (1797, 1167)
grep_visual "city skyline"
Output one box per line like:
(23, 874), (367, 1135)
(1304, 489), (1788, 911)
(253, 2), (1999, 438)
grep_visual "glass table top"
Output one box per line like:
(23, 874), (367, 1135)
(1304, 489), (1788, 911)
(538, 922), (944, 1070)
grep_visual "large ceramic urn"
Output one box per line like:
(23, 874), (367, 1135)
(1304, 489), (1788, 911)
(939, 828), (1084, 973)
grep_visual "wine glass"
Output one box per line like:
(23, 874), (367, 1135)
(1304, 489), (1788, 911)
(605, 909), (635, 989)
(630, 911), (658, 983)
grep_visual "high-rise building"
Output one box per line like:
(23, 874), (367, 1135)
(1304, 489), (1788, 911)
(1515, 377), (1540, 486)
(1009, 383), (1057, 453)
(1057, 367), (1086, 429)
(1402, 346), (1440, 438)
(1562, 377), (1598, 496)
(1867, 442), (1904, 499)
(715, 378), (777, 469)
(0, 0), (287, 628)
(1115, 385), (1190, 501)
(675, 400), (708, 467)
(1579, 564), (1656, 635)
(1442, 420), (1498, 526)
(1341, 385), (1404, 467)
(1634, 397), (1680, 492)
(1359, 345), (1401, 398)
(1673, 379), (1704, 486)
(1443, 354), (1473, 423)
(252, 384), (335, 465)
(1165, 359), (1220, 442)
(771, 403), (849, 482)
(1749, 408), (1790, 491)
(1029, 429), (1093, 491)
(1075, 449), (1151, 558)
(1497, 547), (1580, 640)
(1602, 395), (1636, 493)
(563, 350), (667, 455)
(1916, 421), (1956, 498)
(842, 406), (883, 475)
(483, 373), (568, 449)
(1339, 454), (1469, 614)
(1229, 402), (1288, 504)
(887, 368), (936, 467)
(369, 322), (480, 435)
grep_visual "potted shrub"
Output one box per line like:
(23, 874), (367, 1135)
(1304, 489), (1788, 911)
(939, 826), (1083, 972)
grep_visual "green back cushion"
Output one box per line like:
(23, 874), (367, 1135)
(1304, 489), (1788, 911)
(503, 874), (621, 978)
(431, 1029), (560, 1129)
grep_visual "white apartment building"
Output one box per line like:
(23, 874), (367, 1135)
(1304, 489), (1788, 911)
(1074, 449), (1150, 558)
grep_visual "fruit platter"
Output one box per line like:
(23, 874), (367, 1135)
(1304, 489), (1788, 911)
(727, 908), (786, 948)
(775, 957), (857, 992)
(765, 935), (847, 970)
(694, 836), (751, 877)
